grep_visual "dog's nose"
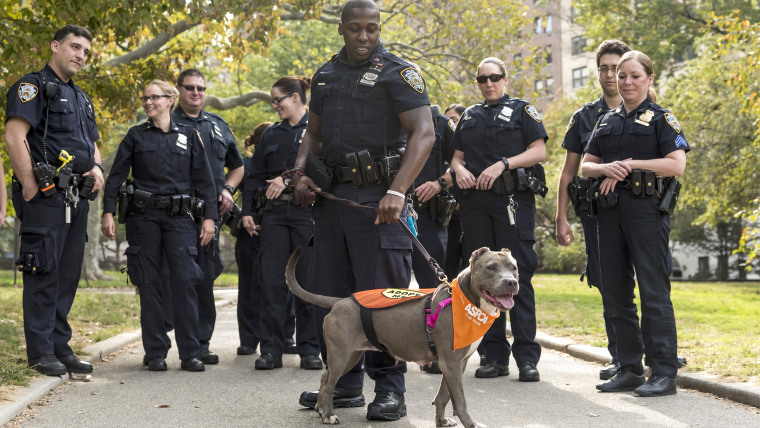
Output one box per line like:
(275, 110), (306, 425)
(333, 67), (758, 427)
(501, 278), (518, 292)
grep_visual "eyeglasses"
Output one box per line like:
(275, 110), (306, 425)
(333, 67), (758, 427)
(271, 93), (294, 105)
(476, 74), (505, 84)
(597, 66), (616, 75)
(179, 84), (206, 92)
(140, 94), (172, 103)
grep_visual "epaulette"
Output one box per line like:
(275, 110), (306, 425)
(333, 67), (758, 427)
(579, 101), (596, 112)
(383, 50), (408, 66)
(204, 110), (229, 125)
(313, 54), (337, 76)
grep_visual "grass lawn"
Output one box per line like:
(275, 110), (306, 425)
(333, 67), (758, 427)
(535, 275), (760, 382)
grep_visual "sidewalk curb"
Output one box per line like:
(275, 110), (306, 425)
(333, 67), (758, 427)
(0, 294), (236, 426)
(522, 327), (760, 409)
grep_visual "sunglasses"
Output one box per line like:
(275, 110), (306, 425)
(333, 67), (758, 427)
(180, 84), (206, 92)
(271, 93), (294, 105)
(476, 74), (505, 84)
(140, 94), (172, 103)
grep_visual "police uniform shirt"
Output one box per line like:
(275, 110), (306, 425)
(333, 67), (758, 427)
(415, 105), (455, 186)
(248, 111), (308, 191)
(6, 64), (99, 173)
(452, 94), (548, 176)
(173, 106), (244, 195)
(586, 98), (691, 162)
(562, 96), (611, 155)
(309, 41), (431, 167)
(102, 120), (218, 220)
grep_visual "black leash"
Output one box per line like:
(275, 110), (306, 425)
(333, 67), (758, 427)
(314, 190), (449, 285)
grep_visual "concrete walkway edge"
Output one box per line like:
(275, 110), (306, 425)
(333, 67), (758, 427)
(3, 297), (759, 425)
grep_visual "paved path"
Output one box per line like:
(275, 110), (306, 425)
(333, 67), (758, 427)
(4, 290), (760, 427)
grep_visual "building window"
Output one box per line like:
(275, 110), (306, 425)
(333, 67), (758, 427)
(572, 67), (589, 88)
(546, 77), (554, 93)
(545, 15), (552, 34)
(572, 36), (587, 55)
(514, 53), (522, 65)
(545, 46), (553, 65)
(570, 7), (578, 23)
(534, 17), (543, 35)
(535, 80), (545, 92)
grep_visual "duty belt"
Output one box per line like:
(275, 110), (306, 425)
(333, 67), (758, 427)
(53, 173), (83, 187)
(148, 195), (174, 209)
(271, 192), (295, 205)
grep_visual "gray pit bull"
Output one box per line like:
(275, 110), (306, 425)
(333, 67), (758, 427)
(286, 246), (519, 427)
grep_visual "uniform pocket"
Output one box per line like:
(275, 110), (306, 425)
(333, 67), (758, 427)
(185, 246), (203, 285)
(379, 233), (413, 251)
(124, 246), (145, 286)
(16, 225), (53, 275)
(48, 99), (74, 132)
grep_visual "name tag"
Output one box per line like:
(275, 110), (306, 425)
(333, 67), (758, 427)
(176, 134), (188, 150)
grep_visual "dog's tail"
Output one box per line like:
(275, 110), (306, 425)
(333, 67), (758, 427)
(286, 247), (342, 309)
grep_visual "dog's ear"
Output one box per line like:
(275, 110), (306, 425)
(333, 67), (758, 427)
(500, 248), (512, 254)
(470, 247), (490, 264)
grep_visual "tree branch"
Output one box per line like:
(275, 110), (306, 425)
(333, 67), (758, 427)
(104, 20), (201, 68)
(204, 90), (271, 110)
(280, 4), (341, 24)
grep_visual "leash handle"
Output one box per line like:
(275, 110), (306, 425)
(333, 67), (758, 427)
(315, 190), (450, 285)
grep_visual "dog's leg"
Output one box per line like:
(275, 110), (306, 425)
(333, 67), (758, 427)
(432, 376), (456, 427)
(320, 350), (364, 425)
(439, 359), (485, 428)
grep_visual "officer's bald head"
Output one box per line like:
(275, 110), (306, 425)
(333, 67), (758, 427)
(341, 0), (380, 23)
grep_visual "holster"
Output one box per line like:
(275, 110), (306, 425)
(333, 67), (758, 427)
(568, 177), (583, 217)
(346, 150), (381, 186)
(305, 152), (333, 192)
(190, 197), (204, 223)
(224, 204), (243, 237)
(658, 177), (681, 215)
(131, 189), (152, 215)
(631, 169), (657, 197)
(517, 165), (549, 198)
(492, 169), (516, 195)
(117, 180), (134, 224)
(435, 192), (457, 227)
(598, 191), (618, 208)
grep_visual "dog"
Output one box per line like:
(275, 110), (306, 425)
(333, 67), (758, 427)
(286, 246), (519, 427)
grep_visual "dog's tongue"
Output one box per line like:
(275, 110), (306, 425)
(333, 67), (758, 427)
(496, 295), (515, 311)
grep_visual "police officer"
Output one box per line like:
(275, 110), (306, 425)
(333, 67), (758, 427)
(5, 25), (104, 376)
(173, 69), (245, 365)
(442, 104), (467, 282)
(410, 104), (454, 290)
(289, 0), (435, 420)
(102, 80), (217, 372)
(235, 122), (272, 356)
(450, 57), (547, 382)
(243, 76), (321, 371)
(583, 51), (689, 397)
(556, 40), (631, 380)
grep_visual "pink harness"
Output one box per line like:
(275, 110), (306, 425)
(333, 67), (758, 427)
(426, 297), (452, 330)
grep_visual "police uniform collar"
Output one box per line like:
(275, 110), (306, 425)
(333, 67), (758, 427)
(144, 118), (180, 132)
(481, 94), (511, 108)
(276, 111), (308, 130)
(42, 64), (73, 87)
(174, 105), (205, 120)
(625, 97), (654, 116)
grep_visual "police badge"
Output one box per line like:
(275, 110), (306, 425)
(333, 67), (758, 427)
(18, 83), (39, 103)
(401, 67), (425, 93)
(176, 133), (188, 150)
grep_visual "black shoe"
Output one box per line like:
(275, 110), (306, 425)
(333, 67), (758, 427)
(199, 349), (219, 365)
(58, 354), (93, 374)
(299, 388), (365, 409)
(142, 355), (150, 366)
(600, 361), (621, 380)
(300, 355), (323, 370)
(237, 346), (256, 355)
(634, 375), (677, 397)
(148, 357), (167, 372)
(366, 391), (406, 421)
(596, 368), (645, 392)
(677, 356), (687, 368)
(479, 354), (487, 366)
(284, 343), (298, 354)
(475, 361), (509, 378)
(423, 362), (442, 374)
(518, 362), (540, 382)
(254, 353), (282, 370)
(29, 355), (67, 376)
(180, 357), (205, 372)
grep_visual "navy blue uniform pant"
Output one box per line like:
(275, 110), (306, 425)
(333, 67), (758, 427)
(195, 219), (223, 350)
(579, 200), (617, 362)
(459, 190), (541, 367)
(411, 209), (448, 288)
(310, 189), (411, 394)
(125, 210), (203, 361)
(235, 230), (262, 349)
(259, 203), (318, 357)
(596, 190), (678, 377)
(13, 181), (88, 361)
(444, 211), (466, 280)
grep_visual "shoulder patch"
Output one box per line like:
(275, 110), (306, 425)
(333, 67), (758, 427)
(400, 67), (425, 93)
(18, 83), (39, 103)
(566, 116), (576, 131)
(525, 105), (541, 123)
(675, 135), (688, 149)
(665, 113), (681, 133)
(447, 119), (456, 132)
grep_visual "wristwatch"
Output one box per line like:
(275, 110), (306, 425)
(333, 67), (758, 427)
(93, 162), (104, 173)
(501, 157), (510, 170)
(222, 184), (236, 195)
(437, 176), (447, 189)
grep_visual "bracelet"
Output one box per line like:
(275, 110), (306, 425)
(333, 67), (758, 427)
(386, 190), (406, 199)
(93, 162), (105, 173)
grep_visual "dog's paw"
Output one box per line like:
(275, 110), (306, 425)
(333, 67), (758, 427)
(469, 422), (487, 428)
(436, 417), (458, 427)
(322, 414), (340, 425)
